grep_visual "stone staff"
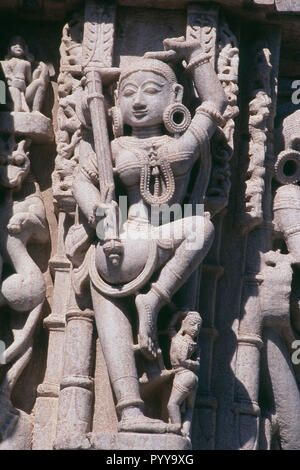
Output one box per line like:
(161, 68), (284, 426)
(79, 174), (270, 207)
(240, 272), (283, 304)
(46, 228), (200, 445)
(82, 0), (122, 265)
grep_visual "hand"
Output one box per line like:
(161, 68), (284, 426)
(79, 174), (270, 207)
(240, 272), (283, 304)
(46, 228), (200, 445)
(144, 36), (201, 64)
(187, 359), (200, 373)
(163, 37), (202, 62)
(88, 203), (110, 227)
(181, 422), (191, 439)
(93, 201), (118, 223)
(7, 213), (31, 234)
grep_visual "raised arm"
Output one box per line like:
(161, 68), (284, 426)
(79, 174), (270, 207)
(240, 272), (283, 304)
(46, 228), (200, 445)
(165, 37), (227, 141)
(147, 37), (227, 154)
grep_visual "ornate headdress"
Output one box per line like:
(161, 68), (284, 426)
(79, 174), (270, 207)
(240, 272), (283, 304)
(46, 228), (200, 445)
(182, 311), (202, 326)
(112, 56), (190, 140)
(117, 57), (177, 94)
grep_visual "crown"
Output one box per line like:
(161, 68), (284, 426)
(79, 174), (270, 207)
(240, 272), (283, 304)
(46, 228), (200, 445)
(118, 57), (177, 91)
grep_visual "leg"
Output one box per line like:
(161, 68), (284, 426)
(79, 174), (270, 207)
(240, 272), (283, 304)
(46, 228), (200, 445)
(167, 386), (185, 426)
(181, 388), (197, 438)
(8, 87), (23, 112)
(90, 286), (142, 415)
(90, 284), (179, 434)
(168, 371), (198, 436)
(136, 215), (214, 359)
(26, 80), (45, 112)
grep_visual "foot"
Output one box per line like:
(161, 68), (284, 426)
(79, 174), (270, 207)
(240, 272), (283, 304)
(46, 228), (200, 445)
(135, 290), (163, 361)
(119, 414), (181, 434)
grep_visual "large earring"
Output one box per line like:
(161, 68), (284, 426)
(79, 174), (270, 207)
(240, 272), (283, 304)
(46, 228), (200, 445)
(110, 106), (123, 138)
(275, 149), (300, 184)
(163, 103), (191, 135)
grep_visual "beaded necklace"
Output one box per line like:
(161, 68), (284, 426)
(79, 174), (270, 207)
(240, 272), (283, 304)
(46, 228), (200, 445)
(117, 136), (176, 206)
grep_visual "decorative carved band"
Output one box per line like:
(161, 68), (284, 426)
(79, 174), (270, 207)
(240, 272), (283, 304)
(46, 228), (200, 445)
(60, 375), (94, 391)
(237, 334), (264, 349)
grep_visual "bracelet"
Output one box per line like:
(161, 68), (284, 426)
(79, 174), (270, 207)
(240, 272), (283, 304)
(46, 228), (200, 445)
(185, 53), (212, 72)
(81, 164), (99, 185)
(196, 101), (226, 127)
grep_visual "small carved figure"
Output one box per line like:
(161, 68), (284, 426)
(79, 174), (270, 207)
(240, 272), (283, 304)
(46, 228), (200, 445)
(167, 311), (202, 438)
(1, 36), (49, 113)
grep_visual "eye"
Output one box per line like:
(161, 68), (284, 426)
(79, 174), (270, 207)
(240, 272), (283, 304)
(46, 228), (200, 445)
(122, 88), (136, 97)
(143, 87), (160, 95)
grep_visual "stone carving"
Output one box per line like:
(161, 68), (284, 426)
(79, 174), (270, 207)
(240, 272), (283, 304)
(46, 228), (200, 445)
(187, 6), (239, 215)
(273, 109), (300, 268)
(249, 108), (300, 450)
(0, 135), (49, 447)
(52, 13), (84, 212)
(185, 6), (239, 450)
(186, 5), (218, 68)
(231, 30), (281, 450)
(1, 0), (298, 452)
(239, 42), (272, 234)
(167, 311), (202, 438)
(50, 0), (230, 447)
(0, 35), (51, 448)
(1, 36), (50, 113)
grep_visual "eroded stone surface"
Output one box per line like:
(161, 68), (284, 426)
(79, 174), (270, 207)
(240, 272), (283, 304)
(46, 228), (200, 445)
(0, 0), (299, 451)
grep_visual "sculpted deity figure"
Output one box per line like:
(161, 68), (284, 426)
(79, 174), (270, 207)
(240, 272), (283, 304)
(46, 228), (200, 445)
(70, 36), (227, 434)
(1, 36), (49, 113)
(167, 311), (202, 438)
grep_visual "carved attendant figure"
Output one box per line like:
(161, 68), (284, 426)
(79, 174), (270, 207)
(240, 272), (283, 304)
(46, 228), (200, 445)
(168, 311), (202, 438)
(72, 36), (227, 433)
(1, 36), (49, 113)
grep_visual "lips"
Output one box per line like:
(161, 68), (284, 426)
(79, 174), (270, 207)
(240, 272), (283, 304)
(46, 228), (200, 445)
(133, 110), (147, 118)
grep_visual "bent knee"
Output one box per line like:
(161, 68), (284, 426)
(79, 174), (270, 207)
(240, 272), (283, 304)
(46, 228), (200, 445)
(184, 215), (214, 252)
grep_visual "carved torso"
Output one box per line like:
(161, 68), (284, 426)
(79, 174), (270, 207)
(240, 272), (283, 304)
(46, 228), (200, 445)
(112, 134), (199, 211)
(170, 333), (198, 369)
(2, 58), (31, 90)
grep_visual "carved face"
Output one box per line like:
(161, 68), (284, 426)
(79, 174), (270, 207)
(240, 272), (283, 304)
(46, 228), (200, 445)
(119, 70), (180, 128)
(184, 318), (201, 338)
(9, 37), (26, 58)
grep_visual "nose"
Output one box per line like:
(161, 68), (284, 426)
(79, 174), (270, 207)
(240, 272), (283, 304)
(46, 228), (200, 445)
(133, 88), (146, 109)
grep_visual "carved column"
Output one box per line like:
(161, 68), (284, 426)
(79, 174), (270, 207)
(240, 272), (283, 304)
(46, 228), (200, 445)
(52, 0), (118, 448)
(32, 211), (71, 450)
(55, 292), (94, 449)
(233, 26), (281, 450)
(186, 5), (239, 449)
